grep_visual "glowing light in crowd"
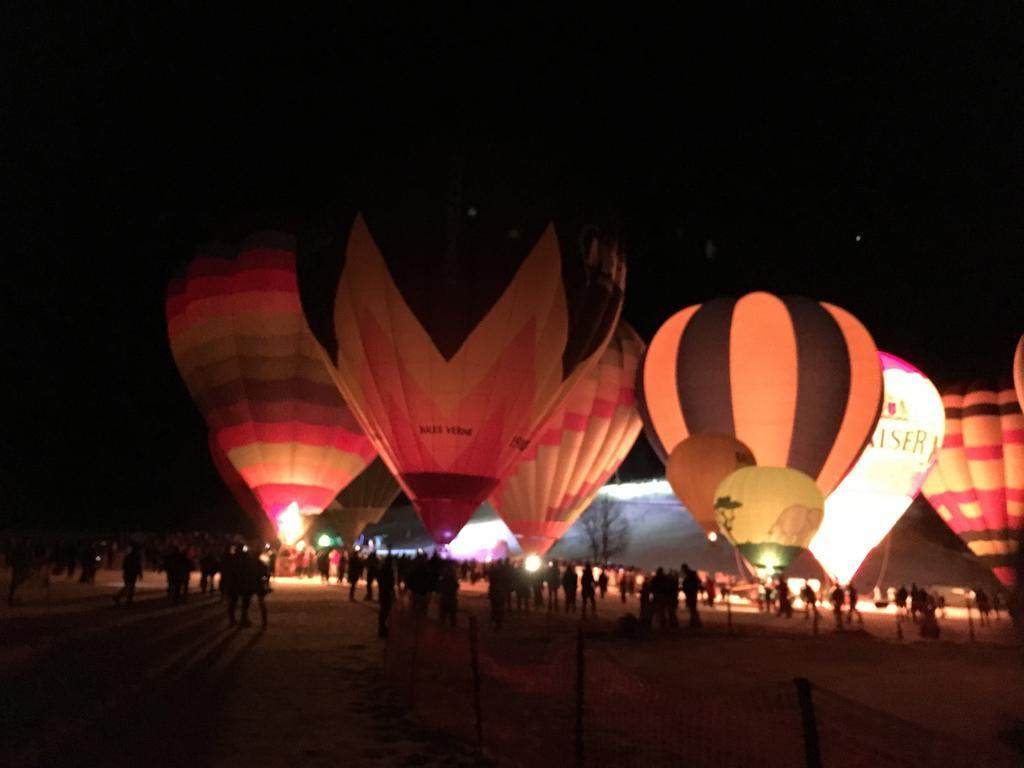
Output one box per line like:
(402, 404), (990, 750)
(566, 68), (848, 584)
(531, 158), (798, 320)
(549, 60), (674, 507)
(317, 534), (333, 548)
(447, 519), (516, 561)
(278, 502), (304, 546)
(524, 554), (542, 572)
(707, 531), (718, 543)
(810, 353), (945, 584)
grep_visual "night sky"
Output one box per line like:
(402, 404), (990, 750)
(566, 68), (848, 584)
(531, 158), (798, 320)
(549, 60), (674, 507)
(6, 7), (1022, 531)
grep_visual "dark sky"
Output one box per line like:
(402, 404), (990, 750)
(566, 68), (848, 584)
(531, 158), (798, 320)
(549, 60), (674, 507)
(5, 7), (1023, 531)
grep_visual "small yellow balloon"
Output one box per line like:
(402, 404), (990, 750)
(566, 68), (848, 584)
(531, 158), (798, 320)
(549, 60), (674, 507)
(713, 466), (824, 572)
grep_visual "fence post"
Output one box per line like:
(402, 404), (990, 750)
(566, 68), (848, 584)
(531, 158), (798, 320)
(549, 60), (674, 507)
(793, 677), (822, 768)
(965, 596), (975, 642)
(812, 605), (819, 636)
(726, 591), (733, 635)
(408, 610), (421, 709)
(468, 616), (484, 754)
(896, 612), (903, 641)
(575, 626), (585, 768)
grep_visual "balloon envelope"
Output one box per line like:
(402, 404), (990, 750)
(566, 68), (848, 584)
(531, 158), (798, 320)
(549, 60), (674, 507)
(810, 353), (945, 584)
(714, 466), (824, 572)
(921, 379), (1023, 586)
(491, 322), (645, 554)
(166, 233), (376, 527)
(638, 291), (882, 497)
(666, 434), (756, 533)
(299, 205), (625, 544)
(208, 432), (274, 538)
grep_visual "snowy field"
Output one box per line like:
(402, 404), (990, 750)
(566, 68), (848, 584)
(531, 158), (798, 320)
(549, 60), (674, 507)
(1, 570), (1020, 767)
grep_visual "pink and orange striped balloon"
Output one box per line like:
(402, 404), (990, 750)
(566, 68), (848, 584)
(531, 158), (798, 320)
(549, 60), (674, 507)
(922, 380), (1023, 586)
(491, 322), (645, 555)
(167, 232), (376, 528)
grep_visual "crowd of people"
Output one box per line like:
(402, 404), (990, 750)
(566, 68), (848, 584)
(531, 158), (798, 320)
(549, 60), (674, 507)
(1, 534), (1011, 644)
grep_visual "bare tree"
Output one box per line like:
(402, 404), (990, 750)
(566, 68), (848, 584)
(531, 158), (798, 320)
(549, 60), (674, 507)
(580, 496), (630, 563)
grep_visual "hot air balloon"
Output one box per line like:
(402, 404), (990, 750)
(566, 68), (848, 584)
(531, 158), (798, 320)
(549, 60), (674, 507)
(714, 466), (824, 573)
(665, 434), (756, 533)
(921, 379), (1023, 586)
(809, 353), (945, 583)
(208, 432), (273, 537)
(322, 457), (402, 547)
(638, 291), (883, 497)
(166, 232), (377, 534)
(1014, 334), (1023, 410)
(298, 193), (625, 545)
(490, 322), (644, 555)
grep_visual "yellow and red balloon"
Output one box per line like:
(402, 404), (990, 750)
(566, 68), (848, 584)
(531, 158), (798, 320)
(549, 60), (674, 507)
(299, 211), (625, 544)
(922, 379), (1023, 586)
(491, 322), (644, 554)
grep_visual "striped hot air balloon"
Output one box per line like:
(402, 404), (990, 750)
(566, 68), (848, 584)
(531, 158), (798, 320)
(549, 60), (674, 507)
(207, 432), (271, 536)
(490, 322), (645, 555)
(921, 379), (1024, 586)
(638, 291), (883, 497)
(166, 233), (377, 531)
(322, 458), (402, 547)
(299, 201), (625, 545)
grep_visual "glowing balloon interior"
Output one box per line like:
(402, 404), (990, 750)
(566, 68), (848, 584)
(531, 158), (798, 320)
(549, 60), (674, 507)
(714, 466), (824, 573)
(810, 353), (945, 584)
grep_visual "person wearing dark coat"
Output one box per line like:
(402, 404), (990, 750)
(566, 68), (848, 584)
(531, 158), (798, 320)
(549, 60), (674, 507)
(562, 565), (579, 614)
(222, 546), (244, 625)
(377, 555), (396, 638)
(316, 549), (331, 584)
(347, 551), (364, 601)
(488, 560), (511, 630)
(681, 564), (702, 629)
(114, 545), (143, 606)
(238, 549), (269, 628)
(438, 561), (459, 627)
(580, 563), (597, 619)
(199, 550), (219, 594)
(364, 552), (379, 601)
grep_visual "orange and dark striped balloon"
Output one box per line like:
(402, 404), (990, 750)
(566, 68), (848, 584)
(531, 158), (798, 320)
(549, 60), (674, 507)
(638, 291), (882, 497)
(167, 233), (376, 526)
(922, 380), (1023, 586)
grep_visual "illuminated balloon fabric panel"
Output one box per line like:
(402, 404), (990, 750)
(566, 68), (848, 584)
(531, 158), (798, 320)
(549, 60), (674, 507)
(166, 233), (376, 521)
(922, 380), (1024, 586)
(323, 457), (402, 546)
(1014, 335), (1024, 411)
(303, 213), (625, 545)
(491, 322), (645, 554)
(638, 291), (883, 497)
(208, 432), (273, 536)
(810, 353), (945, 584)
(713, 466), (824, 571)
(666, 434), (756, 533)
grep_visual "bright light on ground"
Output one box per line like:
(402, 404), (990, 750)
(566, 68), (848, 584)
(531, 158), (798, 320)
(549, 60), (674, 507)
(524, 554), (542, 572)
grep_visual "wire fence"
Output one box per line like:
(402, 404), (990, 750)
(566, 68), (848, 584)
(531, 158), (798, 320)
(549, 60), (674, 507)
(381, 601), (1019, 768)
